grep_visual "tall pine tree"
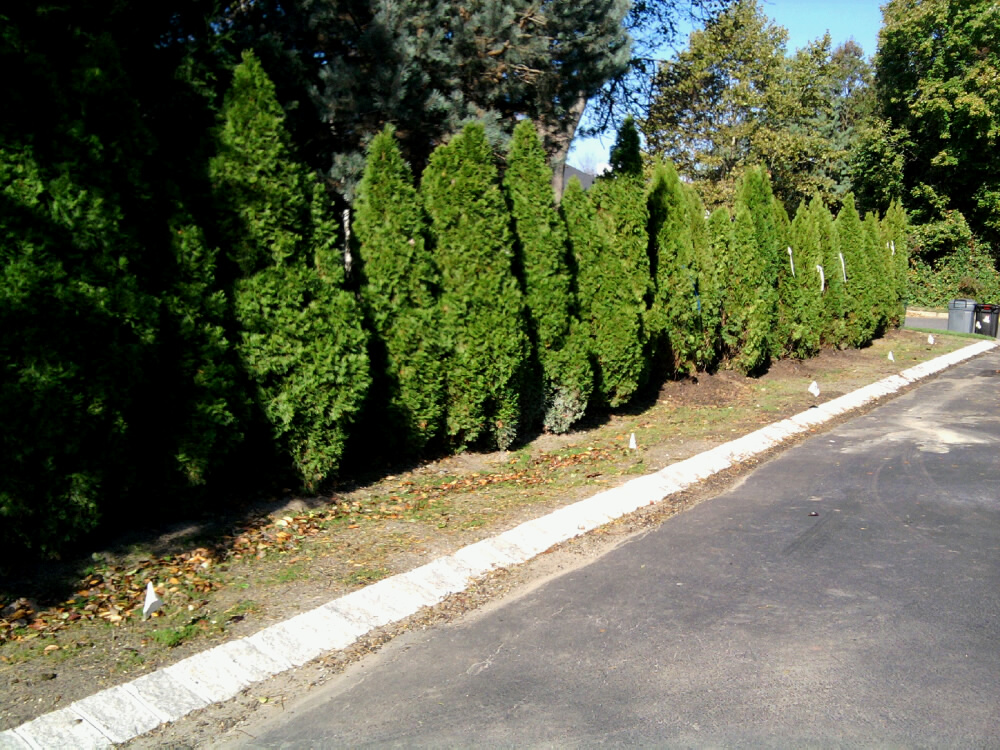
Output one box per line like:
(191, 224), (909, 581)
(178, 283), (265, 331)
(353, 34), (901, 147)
(354, 125), (445, 453)
(422, 123), (529, 450)
(504, 120), (593, 433)
(211, 51), (370, 489)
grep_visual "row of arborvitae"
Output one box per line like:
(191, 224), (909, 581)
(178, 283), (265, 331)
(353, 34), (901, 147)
(358, 113), (909, 458)
(0, 52), (908, 557)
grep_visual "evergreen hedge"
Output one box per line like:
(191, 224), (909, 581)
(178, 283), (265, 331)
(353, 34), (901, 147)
(562, 178), (646, 407)
(504, 120), (593, 433)
(726, 167), (779, 374)
(211, 51), (370, 488)
(0, 143), (155, 553)
(835, 193), (877, 348)
(648, 160), (700, 376)
(880, 200), (909, 324)
(422, 123), (529, 450)
(590, 118), (652, 312)
(355, 125), (445, 453)
(787, 202), (824, 358)
(812, 197), (848, 348)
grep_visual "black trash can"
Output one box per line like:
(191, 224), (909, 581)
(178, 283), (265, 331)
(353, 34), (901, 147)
(948, 298), (977, 333)
(973, 303), (999, 336)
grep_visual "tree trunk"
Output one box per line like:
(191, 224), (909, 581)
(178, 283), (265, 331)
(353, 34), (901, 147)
(539, 94), (589, 203)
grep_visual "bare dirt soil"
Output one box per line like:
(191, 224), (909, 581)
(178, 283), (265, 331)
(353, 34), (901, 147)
(0, 328), (980, 744)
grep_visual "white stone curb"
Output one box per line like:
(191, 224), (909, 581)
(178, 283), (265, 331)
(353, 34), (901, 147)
(6, 339), (996, 747)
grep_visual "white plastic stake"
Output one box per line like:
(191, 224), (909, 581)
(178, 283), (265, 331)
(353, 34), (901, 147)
(629, 433), (637, 450)
(787, 246), (795, 277)
(143, 581), (163, 620)
(342, 208), (353, 273)
(816, 264), (825, 291)
(839, 252), (847, 282)
(890, 240), (896, 256)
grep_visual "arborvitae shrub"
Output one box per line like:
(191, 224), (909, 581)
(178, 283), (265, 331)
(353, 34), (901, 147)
(880, 199), (909, 324)
(787, 202), (823, 358)
(725, 205), (771, 374)
(422, 123), (529, 450)
(0, 143), (154, 554)
(590, 117), (652, 313)
(354, 125), (445, 452)
(210, 52), (308, 274)
(702, 206), (732, 369)
(162, 217), (247, 487)
(648, 161), (700, 376)
(728, 166), (779, 373)
(562, 178), (646, 407)
(811, 197), (847, 348)
(835, 193), (876, 348)
(864, 211), (892, 335)
(504, 120), (592, 433)
(212, 51), (370, 488)
(772, 201), (802, 357)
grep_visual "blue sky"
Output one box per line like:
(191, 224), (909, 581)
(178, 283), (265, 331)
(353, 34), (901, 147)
(567, 0), (886, 170)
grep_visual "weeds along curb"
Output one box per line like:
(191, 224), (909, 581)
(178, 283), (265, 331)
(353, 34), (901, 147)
(2, 339), (996, 749)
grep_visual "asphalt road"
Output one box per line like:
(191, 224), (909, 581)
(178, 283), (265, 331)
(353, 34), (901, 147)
(229, 350), (1000, 748)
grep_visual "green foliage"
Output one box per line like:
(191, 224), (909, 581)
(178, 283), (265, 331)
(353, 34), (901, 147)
(644, 1), (873, 210)
(811, 197), (847, 347)
(848, 119), (907, 217)
(724, 206), (771, 374)
(864, 211), (894, 334)
(233, 259), (370, 489)
(354, 125), (445, 452)
(0, 144), (141, 553)
(590, 117), (652, 366)
(701, 205), (731, 368)
(877, 0), (1000, 245)
(562, 178), (646, 407)
(880, 199), (910, 323)
(727, 166), (780, 370)
(504, 120), (593, 433)
(786, 202), (823, 358)
(835, 193), (878, 347)
(212, 51), (370, 488)
(647, 160), (700, 375)
(210, 50), (309, 274)
(422, 123), (529, 450)
(906, 211), (1000, 307)
(161, 218), (247, 487)
(236, 0), (632, 197)
(609, 116), (644, 177)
